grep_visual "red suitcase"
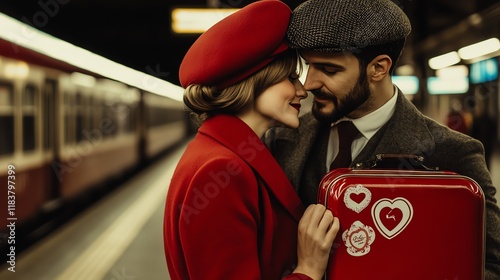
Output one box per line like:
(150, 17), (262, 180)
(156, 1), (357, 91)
(318, 155), (485, 280)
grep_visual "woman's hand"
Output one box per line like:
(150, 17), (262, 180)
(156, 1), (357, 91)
(293, 204), (339, 280)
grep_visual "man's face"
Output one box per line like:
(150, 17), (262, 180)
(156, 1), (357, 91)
(300, 50), (373, 123)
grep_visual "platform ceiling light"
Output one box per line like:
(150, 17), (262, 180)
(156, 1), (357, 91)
(428, 51), (461, 70)
(392, 75), (419, 95)
(171, 8), (239, 34)
(0, 12), (184, 101)
(458, 38), (500, 60)
(427, 76), (469, 94)
(470, 57), (499, 84)
(435, 65), (469, 79)
(395, 64), (415, 76)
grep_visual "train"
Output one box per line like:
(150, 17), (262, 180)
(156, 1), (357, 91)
(0, 12), (191, 253)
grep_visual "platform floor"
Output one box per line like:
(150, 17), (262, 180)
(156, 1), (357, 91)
(0, 142), (186, 280)
(1, 142), (499, 280)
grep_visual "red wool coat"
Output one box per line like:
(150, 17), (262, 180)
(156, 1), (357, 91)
(163, 114), (310, 280)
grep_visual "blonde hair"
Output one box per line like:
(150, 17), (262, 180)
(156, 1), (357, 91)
(183, 49), (301, 125)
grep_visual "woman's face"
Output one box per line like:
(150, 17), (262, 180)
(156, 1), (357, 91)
(255, 74), (308, 128)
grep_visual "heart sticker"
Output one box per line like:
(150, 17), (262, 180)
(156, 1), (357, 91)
(371, 197), (413, 239)
(344, 184), (372, 213)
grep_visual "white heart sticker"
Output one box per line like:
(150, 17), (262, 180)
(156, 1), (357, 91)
(371, 197), (413, 239)
(343, 184), (372, 213)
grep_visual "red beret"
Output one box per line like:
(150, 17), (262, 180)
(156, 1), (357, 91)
(179, 0), (291, 89)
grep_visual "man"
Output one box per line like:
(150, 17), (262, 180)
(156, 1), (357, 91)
(265, 0), (500, 278)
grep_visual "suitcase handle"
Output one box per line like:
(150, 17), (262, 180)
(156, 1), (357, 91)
(356, 153), (439, 171)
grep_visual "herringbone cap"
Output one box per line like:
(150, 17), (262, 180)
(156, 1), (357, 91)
(287, 0), (411, 52)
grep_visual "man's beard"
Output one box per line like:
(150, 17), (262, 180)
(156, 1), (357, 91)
(311, 73), (371, 123)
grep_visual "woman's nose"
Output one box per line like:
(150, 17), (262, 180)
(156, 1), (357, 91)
(294, 79), (308, 99)
(302, 68), (322, 92)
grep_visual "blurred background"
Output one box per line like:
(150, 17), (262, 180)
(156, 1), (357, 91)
(0, 0), (499, 279)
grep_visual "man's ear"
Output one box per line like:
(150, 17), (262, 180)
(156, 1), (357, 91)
(369, 55), (392, 81)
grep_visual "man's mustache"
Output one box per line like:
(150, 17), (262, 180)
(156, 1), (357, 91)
(311, 89), (338, 105)
(310, 89), (330, 99)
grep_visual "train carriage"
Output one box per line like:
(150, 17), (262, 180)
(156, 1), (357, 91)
(0, 57), (56, 225)
(0, 13), (190, 247)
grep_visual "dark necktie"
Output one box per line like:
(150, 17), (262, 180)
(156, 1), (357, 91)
(330, 121), (360, 171)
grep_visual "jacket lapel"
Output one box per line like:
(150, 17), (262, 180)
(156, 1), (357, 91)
(199, 115), (305, 222)
(353, 90), (435, 166)
(269, 114), (325, 191)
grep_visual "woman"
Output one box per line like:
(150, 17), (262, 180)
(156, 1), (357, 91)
(163, 1), (339, 279)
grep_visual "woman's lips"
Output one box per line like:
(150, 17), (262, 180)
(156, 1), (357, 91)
(290, 103), (301, 111)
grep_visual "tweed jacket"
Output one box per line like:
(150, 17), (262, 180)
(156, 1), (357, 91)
(265, 90), (500, 279)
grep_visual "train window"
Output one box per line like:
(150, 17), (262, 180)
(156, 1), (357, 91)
(75, 92), (84, 142)
(88, 96), (94, 134)
(117, 102), (130, 134)
(102, 100), (110, 138)
(82, 95), (90, 138)
(92, 97), (102, 132)
(65, 93), (75, 144)
(24, 86), (35, 106)
(124, 88), (139, 132)
(43, 79), (56, 151)
(147, 105), (186, 128)
(129, 106), (137, 132)
(23, 84), (38, 152)
(0, 81), (15, 156)
(0, 84), (14, 106)
(102, 99), (116, 138)
(0, 115), (15, 156)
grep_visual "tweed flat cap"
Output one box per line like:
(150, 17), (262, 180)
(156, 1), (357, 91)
(287, 0), (411, 52)
(179, 0), (291, 89)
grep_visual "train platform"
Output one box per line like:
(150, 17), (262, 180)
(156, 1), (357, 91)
(0, 142), (188, 280)
(1, 141), (500, 280)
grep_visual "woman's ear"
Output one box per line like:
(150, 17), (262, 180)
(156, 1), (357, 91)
(369, 55), (392, 81)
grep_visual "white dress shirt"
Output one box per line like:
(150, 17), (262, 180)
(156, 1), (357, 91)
(326, 86), (398, 170)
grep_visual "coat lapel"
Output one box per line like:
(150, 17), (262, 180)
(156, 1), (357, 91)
(268, 114), (325, 191)
(199, 115), (305, 222)
(353, 90), (436, 166)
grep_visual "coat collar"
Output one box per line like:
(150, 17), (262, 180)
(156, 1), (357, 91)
(353, 89), (435, 165)
(267, 113), (326, 191)
(198, 115), (305, 222)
